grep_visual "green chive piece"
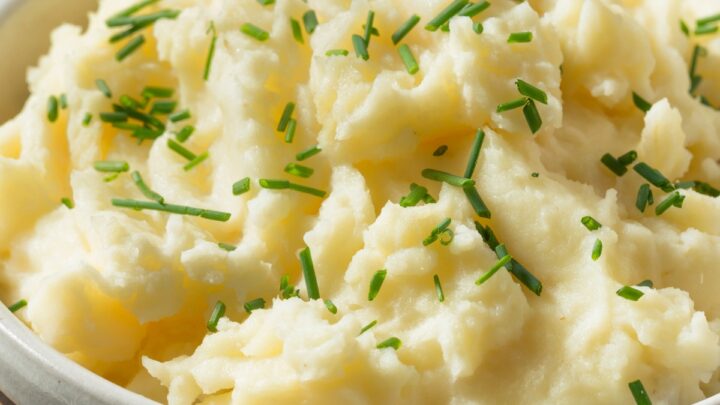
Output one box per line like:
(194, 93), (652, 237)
(464, 129), (485, 178)
(96, 79), (112, 98)
(119, 95), (144, 109)
(299, 247), (320, 300)
(288, 182), (327, 198)
(423, 218), (453, 246)
(232, 177), (251, 195)
(204, 22), (217, 81)
(459, 1), (490, 17)
(94, 160), (129, 173)
(359, 320), (377, 335)
(363, 11), (376, 45)
(243, 298), (266, 313)
(693, 181), (720, 197)
(241, 23), (269, 41)
(523, 99), (543, 133)
(279, 275), (299, 299)
(111, 198), (231, 221)
(695, 24), (718, 36)
(61, 197), (74, 209)
(633, 162), (675, 192)
(680, 20), (690, 36)
(284, 119), (297, 143)
(326, 49), (349, 56)
(508, 31), (533, 43)
(82, 113), (93, 126)
(100, 112), (128, 123)
(464, 186), (491, 218)
(632, 92), (652, 113)
(531, 172), (540, 178)
(377, 337), (402, 350)
(497, 97), (527, 112)
(675, 180), (696, 190)
(113, 104), (165, 130)
(368, 269), (387, 301)
(635, 184), (653, 213)
(106, 0), (160, 23)
(183, 151), (209, 171)
(698, 13), (720, 27)
(433, 274), (445, 302)
(353, 34), (369, 60)
(617, 286), (644, 301)
(256, 0), (274, 5)
(433, 145), (448, 156)
(689, 45), (706, 94)
(150, 101), (177, 115)
(285, 162), (314, 178)
(494, 243), (542, 296)
(176, 125), (195, 142)
(167, 139), (197, 161)
(47, 96), (59, 122)
(422, 169), (474, 187)
(277, 102), (295, 132)
(392, 14), (420, 44)
(8, 299), (27, 313)
(655, 191), (684, 216)
(516, 80), (548, 104)
(475, 253), (512, 285)
(425, 0), (468, 32)
(218, 243), (236, 251)
(296, 144), (321, 161)
(591, 239), (603, 261)
(399, 183), (429, 207)
(601, 153), (627, 176)
(169, 110), (191, 123)
(324, 299), (337, 314)
(142, 86), (173, 98)
(637, 279), (654, 288)
(617, 150), (638, 166)
(106, 9), (180, 28)
(207, 300), (225, 332)
(581, 216), (602, 231)
(397, 44), (419, 74)
(290, 18), (304, 44)
(104, 172), (121, 183)
(259, 179), (290, 189)
(109, 23), (152, 44)
(628, 380), (652, 405)
(116, 35), (146, 61)
(303, 10), (319, 34)
(473, 22), (484, 34)
(59, 94), (68, 109)
(131, 171), (164, 203)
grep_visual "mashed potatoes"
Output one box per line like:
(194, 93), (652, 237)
(2, 0), (720, 403)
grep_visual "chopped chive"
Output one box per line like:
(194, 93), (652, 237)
(326, 49), (349, 56)
(392, 14), (420, 44)
(368, 269), (387, 301)
(106, 9), (180, 28)
(142, 86), (174, 98)
(423, 218), (453, 246)
(523, 99), (543, 133)
(698, 13), (720, 27)
(581, 216), (602, 231)
(324, 299), (337, 314)
(617, 286), (644, 301)
(655, 191), (684, 216)
(169, 110), (191, 123)
(399, 183), (429, 207)
(675, 180), (696, 190)
(232, 177), (251, 195)
(82, 113), (92, 126)
(459, 1), (490, 17)
(288, 182), (327, 198)
(637, 279), (654, 288)
(110, 23), (152, 43)
(359, 320), (377, 335)
(494, 243), (542, 296)
(100, 112), (128, 123)
(398, 44), (419, 74)
(633, 162), (674, 192)
(689, 45), (706, 94)
(433, 274), (445, 302)
(150, 100), (177, 115)
(299, 247), (320, 300)
(131, 171), (164, 203)
(632, 92), (652, 113)
(303, 10), (319, 34)
(497, 97), (527, 112)
(217, 243), (236, 252)
(176, 125), (195, 142)
(104, 172), (121, 182)
(119, 95), (144, 109)
(464, 186), (491, 218)
(107, 0), (160, 23)
(475, 253), (512, 285)
(284, 119), (297, 143)
(591, 239), (603, 261)
(617, 150), (638, 166)
(259, 179), (290, 189)
(241, 23), (269, 41)
(464, 129), (485, 178)
(635, 184), (653, 213)
(94, 160), (129, 173)
(207, 300), (225, 332)
(8, 299), (27, 313)
(363, 11), (375, 45)
(421, 169), (474, 187)
(473, 22), (484, 34)
(116, 35), (146, 61)
(167, 139), (196, 161)
(279, 275), (299, 299)
(600, 153), (627, 176)
(433, 145), (448, 156)
(95, 79), (112, 98)
(204, 22), (217, 81)
(352, 34), (369, 60)
(243, 298), (266, 313)
(628, 380), (652, 405)
(112, 198), (231, 221)
(61, 197), (74, 209)
(515, 80), (548, 104)
(290, 18), (304, 44)
(695, 24), (718, 36)
(256, 0), (274, 5)
(47, 95), (59, 123)
(680, 20), (690, 36)
(693, 181), (720, 197)
(59, 94), (68, 109)
(277, 102), (295, 132)
(284, 162), (314, 178)
(377, 337), (402, 350)
(113, 104), (165, 130)
(296, 144), (322, 161)
(425, 0), (468, 32)
(508, 31), (533, 43)
(183, 151), (209, 171)
(133, 128), (164, 142)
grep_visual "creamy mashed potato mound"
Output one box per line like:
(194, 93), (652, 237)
(3, 0), (720, 403)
